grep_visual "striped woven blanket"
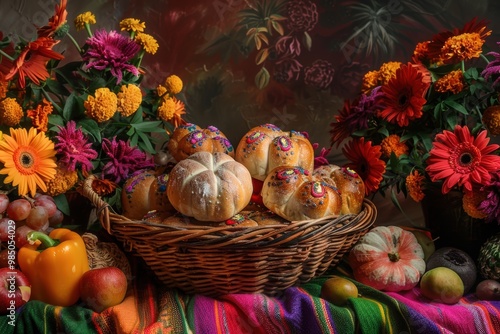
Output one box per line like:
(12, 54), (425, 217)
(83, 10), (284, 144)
(1, 261), (499, 333)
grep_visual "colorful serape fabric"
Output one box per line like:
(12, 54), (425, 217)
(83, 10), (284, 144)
(1, 261), (500, 333)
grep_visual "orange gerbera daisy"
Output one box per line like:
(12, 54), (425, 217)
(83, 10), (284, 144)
(378, 63), (430, 127)
(4, 37), (64, 88)
(0, 127), (57, 197)
(27, 98), (53, 132)
(37, 0), (68, 38)
(426, 125), (500, 194)
(342, 137), (386, 195)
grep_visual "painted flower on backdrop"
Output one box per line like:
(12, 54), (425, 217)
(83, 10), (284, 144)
(329, 18), (500, 224)
(0, 0), (187, 211)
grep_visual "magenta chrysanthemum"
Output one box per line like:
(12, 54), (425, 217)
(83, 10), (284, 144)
(479, 171), (500, 224)
(425, 125), (500, 194)
(55, 120), (98, 172)
(101, 137), (154, 183)
(82, 29), (140, 84)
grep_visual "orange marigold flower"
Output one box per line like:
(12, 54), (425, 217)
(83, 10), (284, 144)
(482, 105), (500, 136)
(156, 84), (168, 97)
(0, 97), (23, 126)
(84, 87), (117, 122)
(135, 32), (158, 55)
(412, 41), (430, 63)
(27, 98), (53, 132)
(164, 75), (183, 94)
(117, 84), (142, 117)
(441, 32), (485, 63)
(434, 70), (465, 94)
(378, 61), (402, 85)
(0, 80), (8, 99)
(406, 171), (425, 202)
(380, 134), (409, 158)
(44, 163), (78, 197)
(462, 189), (488, 219)
(157, 96), (186, 126)
(91, 176), (117, 196)
(361, 70), (379, 94)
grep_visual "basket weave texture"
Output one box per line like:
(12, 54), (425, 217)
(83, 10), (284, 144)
(82, 175), (377, 297)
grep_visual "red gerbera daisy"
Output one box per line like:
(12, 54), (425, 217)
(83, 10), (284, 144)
(378, 63), (429, 127)
(37, 0), (68, 38)
(4, 37), (64, 88)
(426, 125), (500, 194)
(342, 137), (386, 195)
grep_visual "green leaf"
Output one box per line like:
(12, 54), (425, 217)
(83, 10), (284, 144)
(136, 131), (156, 153)
(53, 194), (71, 216)
(130, 121), (164, 132)
(444, 99), (468, 115)
(78, 118), (101, 142)
(62, 93), (76, 121)
(255, 67), (270, 89)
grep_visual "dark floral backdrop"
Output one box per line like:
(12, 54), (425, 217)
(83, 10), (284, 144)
(2, 0), (500, 149)
(2, 0), (500, 225)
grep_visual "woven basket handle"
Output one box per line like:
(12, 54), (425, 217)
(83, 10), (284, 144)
(81, 175), (113, 234)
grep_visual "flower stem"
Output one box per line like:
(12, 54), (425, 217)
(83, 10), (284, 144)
(480, 53), (490, 65)
(0, 49), (15, 62)
(66, 32), (82, 53)
(461, 60), (465, 72)
(85, 23), (93, 38)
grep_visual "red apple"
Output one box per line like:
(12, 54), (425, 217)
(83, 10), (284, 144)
(0, 267), (31, 318)
(79, 266), (128, 313)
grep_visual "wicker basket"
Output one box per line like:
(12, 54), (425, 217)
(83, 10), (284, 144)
(82, 175), (377, 297)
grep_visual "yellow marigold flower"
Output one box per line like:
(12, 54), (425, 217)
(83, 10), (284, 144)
(0, 98), (23, 126)
(135, 32), (159, 55)
(483, 105), (500, 136)
(156, 84), (168, 97)
(380, 134), (408, 158)
(44, 164), (78, 197)
(117, 84), (142, 117)
(434, 70), (465, 94)
(27, 98), (53, 132)
(0, 80), (8, 99)
(378, 61), (402, 85)
(119, 18), (145, 33)
(406, 171), (425, 202)
(442, 33), (485, 62)
(462, 189), (488, 219)
(74, 12), (96, 31)
(164, 75), (183, 94)
(361, 70), (379, 94)
(84, 88), (117, 122)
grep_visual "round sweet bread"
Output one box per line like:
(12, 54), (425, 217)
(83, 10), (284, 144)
(313, 165), (365, 215)
(235, 124), (314, 181)
(261, 166), (342, 221)
(166, 151), (253, 222)
(167, 123), (234, 162)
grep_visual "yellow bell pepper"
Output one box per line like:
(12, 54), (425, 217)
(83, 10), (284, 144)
(18, 228), (90, 307)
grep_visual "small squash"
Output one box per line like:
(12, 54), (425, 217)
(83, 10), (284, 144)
(348, 225), (426, 292)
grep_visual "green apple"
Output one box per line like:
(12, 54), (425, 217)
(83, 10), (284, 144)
(410, 229), (436, 261)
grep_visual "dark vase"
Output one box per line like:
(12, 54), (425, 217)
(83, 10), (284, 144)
(421, 189), (500, 260)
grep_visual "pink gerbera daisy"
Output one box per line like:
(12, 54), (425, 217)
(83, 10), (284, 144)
(101, 137), (154, 183)
(426, 125), (500, 194)
(55, 120), (98, 172)
(82, 29), (140, 84)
